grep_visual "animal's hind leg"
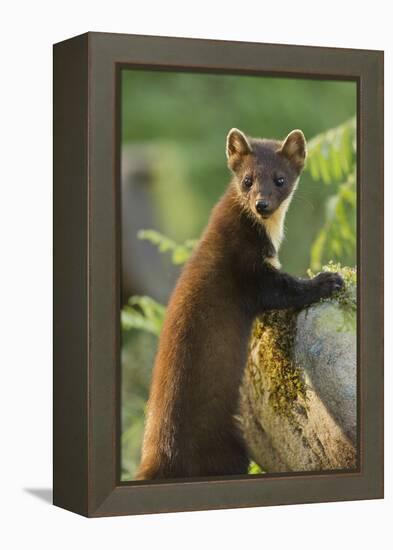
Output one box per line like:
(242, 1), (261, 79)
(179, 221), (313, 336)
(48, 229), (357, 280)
(199, 437), (250, 477)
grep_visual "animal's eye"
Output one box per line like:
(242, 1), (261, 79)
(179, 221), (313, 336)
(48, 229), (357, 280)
(243, 175), (253, 188)
(275, 176), (286, 187)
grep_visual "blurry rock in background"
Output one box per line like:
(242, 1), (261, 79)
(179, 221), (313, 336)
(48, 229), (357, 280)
(121, 144), (179, 305)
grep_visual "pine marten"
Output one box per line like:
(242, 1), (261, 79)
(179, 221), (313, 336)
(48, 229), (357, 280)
(136, 128), (343, 480)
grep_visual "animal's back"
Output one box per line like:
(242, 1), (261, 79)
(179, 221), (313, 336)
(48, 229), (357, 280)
(136, 223), (252, 479)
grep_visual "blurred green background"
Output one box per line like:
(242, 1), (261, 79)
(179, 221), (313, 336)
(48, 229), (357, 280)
(120, 69), (357, 481)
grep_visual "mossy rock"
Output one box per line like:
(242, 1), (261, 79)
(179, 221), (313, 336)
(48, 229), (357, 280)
(240, 264), (357, 473)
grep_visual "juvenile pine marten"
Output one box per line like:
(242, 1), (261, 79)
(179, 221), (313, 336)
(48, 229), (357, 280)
(136, 128), (343, 480)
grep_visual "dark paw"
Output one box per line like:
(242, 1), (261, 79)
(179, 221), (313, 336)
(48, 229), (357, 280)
(313, 271), (344, 299)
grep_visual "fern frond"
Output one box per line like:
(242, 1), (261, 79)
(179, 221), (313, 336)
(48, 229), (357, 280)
(138, 229), (197, 265)
(121, 295), (166, 336)
(306, 117), (356, 185)
(310, 172), (356, 270)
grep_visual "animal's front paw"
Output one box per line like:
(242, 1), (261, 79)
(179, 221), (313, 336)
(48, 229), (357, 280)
(313, 271), (344, 299)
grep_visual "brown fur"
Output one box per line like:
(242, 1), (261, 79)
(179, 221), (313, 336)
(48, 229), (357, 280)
(136, 128), (343, 480)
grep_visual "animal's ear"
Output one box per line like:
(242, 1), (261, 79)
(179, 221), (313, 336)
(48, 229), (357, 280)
(279, 129), (307, 170)
(226, 128), (252, 169)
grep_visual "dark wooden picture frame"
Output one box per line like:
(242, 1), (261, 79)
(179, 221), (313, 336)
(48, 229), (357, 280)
(53, 32), (384, 517)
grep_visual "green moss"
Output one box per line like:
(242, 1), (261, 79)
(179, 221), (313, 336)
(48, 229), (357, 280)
(246, 263), (357, 419)
(247, 308), (306, 419)
(308, 261), (357, 312)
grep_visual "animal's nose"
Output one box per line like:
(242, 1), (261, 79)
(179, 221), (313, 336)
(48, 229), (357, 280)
(255, 199), (270, 214)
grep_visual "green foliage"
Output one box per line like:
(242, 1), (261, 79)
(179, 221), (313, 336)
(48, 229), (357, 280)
(306, 118), (356, 270)
(121, 295), (166, 336)
(138, 229), (197, 265)
(306, 117), (356, 184)
(248, 461), (265, 475)
(121, 232), (195, 337)
(121, 330), (158, 480)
